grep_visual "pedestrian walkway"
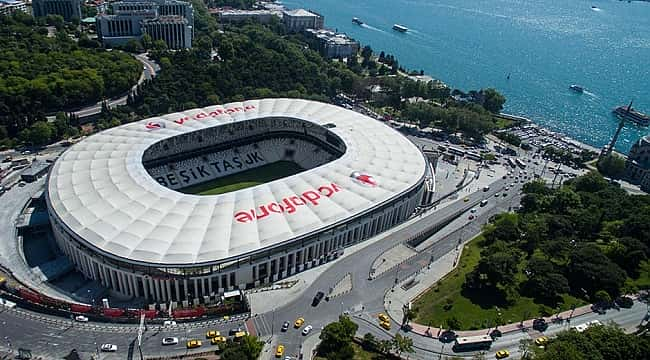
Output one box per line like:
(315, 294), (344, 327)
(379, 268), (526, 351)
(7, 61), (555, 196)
(383, 244), (599, 339)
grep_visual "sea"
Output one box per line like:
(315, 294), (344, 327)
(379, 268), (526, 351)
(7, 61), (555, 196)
(281, 0), (650, 153)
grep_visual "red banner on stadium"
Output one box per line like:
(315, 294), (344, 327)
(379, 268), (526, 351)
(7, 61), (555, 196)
(172, 307), (204, 318)
(103, 308), (125, 317)
(70, 303), (93, 313)
(19, 288), (42, 303)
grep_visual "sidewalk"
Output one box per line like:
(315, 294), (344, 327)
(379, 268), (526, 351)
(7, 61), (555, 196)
(384, 245), (597, 339)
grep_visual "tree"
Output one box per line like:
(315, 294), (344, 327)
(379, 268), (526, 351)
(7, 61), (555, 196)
(593, 290), (612, 306)
(361, 333), (376, 351)
(27, 121), (53, 145)
(377, 339), (392, 355)
(518, 338), (533, 359)
(464, 241), (521, 291)
(480, 88), (506, 113)
(141, 33), (153, 50)
(567, 245), (627, 296)
(392, 334), (414, 356)
(318, 316), (358, 359)
(597, 154), (626, 179)
(523, 257), (569, 300)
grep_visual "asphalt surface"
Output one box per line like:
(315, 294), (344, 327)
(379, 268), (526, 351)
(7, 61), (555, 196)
(0, 139), (640, 360)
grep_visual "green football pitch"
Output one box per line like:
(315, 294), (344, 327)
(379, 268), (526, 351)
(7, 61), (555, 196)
(180, 161), (305, 195)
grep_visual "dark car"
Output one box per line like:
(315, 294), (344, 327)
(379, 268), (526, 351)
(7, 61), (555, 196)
(229, 327), (243, 336)
(532, 318), (548, 331)
(312, 291), (325, 306)
(281, 321), (290, 332)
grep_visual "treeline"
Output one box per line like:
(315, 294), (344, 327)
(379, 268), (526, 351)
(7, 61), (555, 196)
(402, 101), (495, 139)
(0, 12), (141, 147)
(526, 324), (649, 360)
(120, 22), (359, 118)
(463, 172), (649, 307)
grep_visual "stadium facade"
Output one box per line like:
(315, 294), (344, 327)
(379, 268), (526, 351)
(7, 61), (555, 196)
(46, 98), (434, 304)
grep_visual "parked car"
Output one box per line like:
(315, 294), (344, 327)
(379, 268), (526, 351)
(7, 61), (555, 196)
(100, 344), (117, 352)
(163, 320), (177, 326)
(74, 315), (89, 322)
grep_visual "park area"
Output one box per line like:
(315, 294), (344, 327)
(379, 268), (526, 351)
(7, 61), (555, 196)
(413, 236), (586, 331)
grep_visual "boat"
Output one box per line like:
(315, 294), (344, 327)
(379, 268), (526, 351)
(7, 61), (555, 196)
(591, 5), (598, 9)
(352, 17), (364, 25)
(392, 24), (408, 32)
(569, 84), (584, 93)
(613, 105), (650, 127)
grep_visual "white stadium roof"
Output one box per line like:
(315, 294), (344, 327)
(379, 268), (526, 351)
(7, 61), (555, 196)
(47, 98), (427, 266)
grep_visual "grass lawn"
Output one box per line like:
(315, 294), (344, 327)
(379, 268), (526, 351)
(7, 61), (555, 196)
(413, 236), (587, 330)
(180, 161), (304, 195)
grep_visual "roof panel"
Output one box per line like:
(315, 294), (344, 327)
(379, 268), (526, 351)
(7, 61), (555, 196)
(47, 99), (427, 266)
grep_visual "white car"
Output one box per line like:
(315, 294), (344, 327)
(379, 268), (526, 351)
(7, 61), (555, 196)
(74, 315), (89, 322)
(302, 325), (313, 336)
(162, 337), (179, 345)
(163, 320), (177, 326)
(470, 208), (477, 213)
(100, 344), (117, 352)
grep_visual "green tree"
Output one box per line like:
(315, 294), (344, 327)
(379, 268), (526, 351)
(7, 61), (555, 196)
(27, 121), (53, 145)
(523, 257), (569, 300)
(593, 290), (612, 306)
(392, 334), (414, 356)
(597, 154), (626, 179)
(318, 316), (358, 359)
(480, 88), (506, 113)
(567, 245), (627, 296)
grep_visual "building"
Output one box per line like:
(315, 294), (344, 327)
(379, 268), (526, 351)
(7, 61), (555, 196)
(96, 0), (193, 49)
(214, 8), (280, 24)
(305, 29), (359, 59)
(0, 0), (27, 15)
(21, 161), (51, 183)
(282, 8), (323, 32)
(624, 135), (650, 191)
(32, 0), (81, 20)
(46, 98), (433, 304)
(142, 15), (192, 49)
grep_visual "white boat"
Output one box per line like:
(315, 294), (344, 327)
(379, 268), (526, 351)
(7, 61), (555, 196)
(352, 17), (363, 25)
(569, 84), (584, 93)
(392, 24), (408, 32)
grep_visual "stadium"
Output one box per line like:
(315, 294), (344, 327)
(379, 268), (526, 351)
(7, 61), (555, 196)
(46, 98), (434, 304)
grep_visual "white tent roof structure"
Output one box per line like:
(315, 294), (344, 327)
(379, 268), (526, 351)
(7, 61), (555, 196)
(47, 99), (427, 266)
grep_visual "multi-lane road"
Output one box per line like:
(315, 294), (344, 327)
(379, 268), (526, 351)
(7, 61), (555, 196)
(0, 139), (644, 360)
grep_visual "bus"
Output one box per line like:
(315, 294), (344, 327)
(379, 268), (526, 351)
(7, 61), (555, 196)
(465, 152), (482, 162)
(453, 335), (493, 352)
(515, 158), (527, 169)
(448, 147), (465, 156)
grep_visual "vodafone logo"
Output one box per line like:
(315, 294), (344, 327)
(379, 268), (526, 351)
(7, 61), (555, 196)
(145, 121), (165, 130)
(350, 171), (377, 187)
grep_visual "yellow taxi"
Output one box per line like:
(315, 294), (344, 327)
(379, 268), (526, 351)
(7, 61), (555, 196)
(186, 340), (202, 349)
(205, 330), (220, 338)
(378, 313), (390, 322)
(234, 331), (248, 341)
(495, 349), (510, 359)
(294, 317), (305, 328)
(535, 336), (549, 346)
(210, 336), (227, 345)
(275, 344), (285, 357)
(379, 320), (391, 330)
(463, 197), (470, 202)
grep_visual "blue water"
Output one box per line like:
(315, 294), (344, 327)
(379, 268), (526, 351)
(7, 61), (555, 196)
(282, 0), (650, 152)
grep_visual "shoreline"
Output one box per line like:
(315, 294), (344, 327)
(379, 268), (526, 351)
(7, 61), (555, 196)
(267, 1), (619, 157)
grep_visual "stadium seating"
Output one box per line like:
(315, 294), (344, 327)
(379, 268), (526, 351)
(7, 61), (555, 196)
(146, 137), (337, 190)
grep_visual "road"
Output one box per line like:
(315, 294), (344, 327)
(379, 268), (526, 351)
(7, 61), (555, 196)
(72, 53), (159, 119)
(0, 138), (639, 360)
(255, 173), (524, 359)
(0, 306), (248, 359)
